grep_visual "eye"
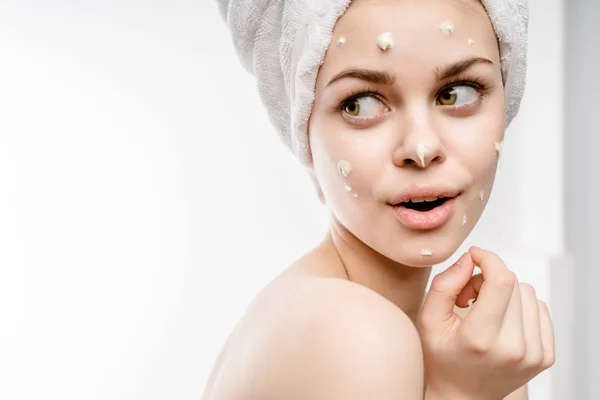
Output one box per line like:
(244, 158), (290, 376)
(437, 85), (478, 106)
(343, 96), (386, 118)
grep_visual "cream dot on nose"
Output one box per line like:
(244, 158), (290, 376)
(416, 143), (430, 167)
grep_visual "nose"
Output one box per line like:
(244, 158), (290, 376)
(392, 108), (447, 169)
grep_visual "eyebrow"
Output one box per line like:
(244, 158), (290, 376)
(325, 57), (495, 88)
(434, 57), (495, 81)
(326, 69), (396, 88)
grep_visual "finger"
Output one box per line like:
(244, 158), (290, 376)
(538, 300), (556, 368)
(456, 273), (483, 308)
(519, 283), (543, 367)
(461, 247), (515, 338)
(420, 252), (474, 332)
(493, 281), (525, 362)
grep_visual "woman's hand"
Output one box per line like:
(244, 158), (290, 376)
(419, 246), (555, 400)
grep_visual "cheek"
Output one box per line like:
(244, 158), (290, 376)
(310, 128), (386, 204)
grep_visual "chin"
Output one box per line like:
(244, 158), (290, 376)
(379, 233), (463, 268)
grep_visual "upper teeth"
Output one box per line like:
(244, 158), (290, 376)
(408, 196), (441, 203)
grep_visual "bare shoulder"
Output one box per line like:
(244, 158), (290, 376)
(254, 278), (425, 399)
(207, 277), (425, 400)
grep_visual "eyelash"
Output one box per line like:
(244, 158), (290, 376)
(333, 87), (384, 113)
(332, 75), (490, 113)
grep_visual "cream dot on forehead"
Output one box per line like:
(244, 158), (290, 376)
(336, 36), (346, 46)
(376, 32), (394, 51)
(440, 20), (455, 36)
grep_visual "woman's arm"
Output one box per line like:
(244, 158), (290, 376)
(243, 279), (426, 399)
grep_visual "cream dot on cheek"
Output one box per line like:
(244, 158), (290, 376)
(337, 160), (352, 177)
(344, 183), (352, 192)
(479, 190), (485, 202)
(495, 141), (503, 156)
(336, 36), (346, 46)
(461, 215), (467, 227)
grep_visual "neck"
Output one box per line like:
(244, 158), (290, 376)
(322, 217), (432, 325)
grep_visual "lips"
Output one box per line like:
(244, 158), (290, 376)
(400, 196), (452, 212)
(389, 185), (461, 230)
(389, 185), (461, 206)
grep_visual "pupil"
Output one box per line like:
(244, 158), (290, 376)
(348, 103), (357, 113)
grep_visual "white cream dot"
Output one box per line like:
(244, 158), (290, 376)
(440, 21), (455, 36)
(338, 160), (352, 177)
(495, 141), (503, 156)
(376, 32), (394, 51)
(416, 143), (430, 168)
(420, 248), (433, 256)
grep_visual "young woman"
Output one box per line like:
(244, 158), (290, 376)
(204, 0), (554, 398)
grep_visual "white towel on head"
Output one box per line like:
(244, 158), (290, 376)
(217, 0), (529, 168)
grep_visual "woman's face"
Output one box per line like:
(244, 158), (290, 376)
(308, 0), (505, 267)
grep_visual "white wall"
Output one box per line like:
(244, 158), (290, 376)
(565, 1), (600, 399)
(0, 1), (568, 399)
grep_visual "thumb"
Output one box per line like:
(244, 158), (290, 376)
(420, 252), (475, 331)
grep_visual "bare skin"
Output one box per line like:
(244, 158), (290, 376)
(203, 0), (544, 398)
(202, 234), (527, 399)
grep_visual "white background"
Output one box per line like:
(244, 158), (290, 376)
(0, 1), (570, 399)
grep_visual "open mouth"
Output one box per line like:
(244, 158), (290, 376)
(398, 196), (452, 212)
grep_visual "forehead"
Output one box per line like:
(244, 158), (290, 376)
(317, 0), (499, 88)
